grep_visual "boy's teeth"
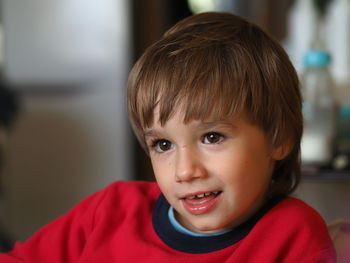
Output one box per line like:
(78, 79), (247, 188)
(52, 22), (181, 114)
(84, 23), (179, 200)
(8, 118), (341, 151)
(186, 191), (220, 199)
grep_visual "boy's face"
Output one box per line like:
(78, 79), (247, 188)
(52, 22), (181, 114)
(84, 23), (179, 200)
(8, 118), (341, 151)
(145, 110), (282, 233)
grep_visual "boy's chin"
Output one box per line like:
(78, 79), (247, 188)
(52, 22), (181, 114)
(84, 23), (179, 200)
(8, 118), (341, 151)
(182, 217), (229, 234)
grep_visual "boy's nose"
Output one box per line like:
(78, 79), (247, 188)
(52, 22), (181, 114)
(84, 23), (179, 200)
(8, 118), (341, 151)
(174, 148), (208, 182)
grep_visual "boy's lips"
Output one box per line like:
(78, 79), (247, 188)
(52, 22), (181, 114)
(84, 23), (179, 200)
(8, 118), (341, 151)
(181, 191), (222, 215)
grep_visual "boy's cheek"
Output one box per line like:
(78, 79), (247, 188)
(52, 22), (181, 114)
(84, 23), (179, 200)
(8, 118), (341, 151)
(150, 160), (169, 177)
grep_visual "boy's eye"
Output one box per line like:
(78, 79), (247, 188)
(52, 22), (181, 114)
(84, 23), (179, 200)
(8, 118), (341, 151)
(202, 132), (224, 144)
(152, 139), (173, 153)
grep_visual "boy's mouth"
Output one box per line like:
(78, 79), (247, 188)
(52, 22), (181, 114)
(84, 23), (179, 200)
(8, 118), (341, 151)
(184, 191), (222, 200)
(181, 191), (222, 215)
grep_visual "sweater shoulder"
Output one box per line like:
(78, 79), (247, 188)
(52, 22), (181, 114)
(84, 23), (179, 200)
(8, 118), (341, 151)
(102, 180), (160, 203)
(51, 180), (160, 231)
(271, 197), (326, 223)
(66, 181), (160, 213)
(92, 181), (161, 218)
(260, 197), (333, 248)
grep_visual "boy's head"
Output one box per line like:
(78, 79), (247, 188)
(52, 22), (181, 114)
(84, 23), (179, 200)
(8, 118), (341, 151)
(128, 12), (302, 199)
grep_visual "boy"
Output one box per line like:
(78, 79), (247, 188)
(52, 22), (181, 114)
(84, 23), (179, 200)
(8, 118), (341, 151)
(0, 12), (335, 262)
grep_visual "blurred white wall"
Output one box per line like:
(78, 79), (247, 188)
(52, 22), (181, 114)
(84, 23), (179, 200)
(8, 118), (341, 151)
(286, 0), (350, 224)
(286, 0), (350, 103)
(4, 0), (127, 85)
(0, 0), (132, 241)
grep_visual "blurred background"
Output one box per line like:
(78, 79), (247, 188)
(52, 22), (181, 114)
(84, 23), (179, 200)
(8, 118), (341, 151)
(0, 0), (349, 251)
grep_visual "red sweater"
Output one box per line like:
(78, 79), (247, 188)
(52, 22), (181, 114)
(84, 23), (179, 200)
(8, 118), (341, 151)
(0, 181), (336, 262)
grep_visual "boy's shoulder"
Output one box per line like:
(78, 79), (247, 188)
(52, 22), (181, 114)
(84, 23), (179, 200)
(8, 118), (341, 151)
(63, 180), (161, 222)
(239, 197), (336, 262)
(255, 196), (332, 247)
(269, 197), (325, 223)
(96, 180), (161, 207)
(261, 196), (328, 230)
(248, 197), (335, 261)
(105, 180), (160, 194)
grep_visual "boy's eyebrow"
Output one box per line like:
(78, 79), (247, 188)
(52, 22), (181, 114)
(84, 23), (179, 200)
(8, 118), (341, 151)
(198, 120), (236, 130)
(143, 120), (236, 138)
(144, 129), (159, 138)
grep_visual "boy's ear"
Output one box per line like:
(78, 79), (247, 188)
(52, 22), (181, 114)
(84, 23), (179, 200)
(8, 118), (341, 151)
(271, 141), (293, 161)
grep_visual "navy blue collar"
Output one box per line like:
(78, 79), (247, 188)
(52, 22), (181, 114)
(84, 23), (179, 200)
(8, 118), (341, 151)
(152, 194), (285, 253)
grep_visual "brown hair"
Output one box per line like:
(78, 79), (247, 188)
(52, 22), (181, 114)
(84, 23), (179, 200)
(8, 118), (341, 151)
(127, 12), (303, 197)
